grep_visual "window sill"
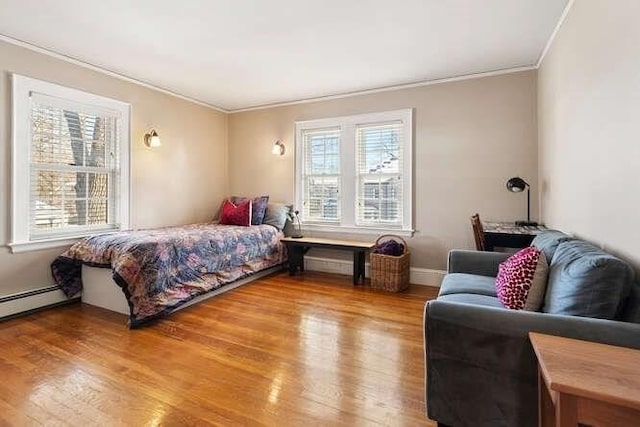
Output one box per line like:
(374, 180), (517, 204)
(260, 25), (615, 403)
(8, 237), (84, 253)
(301, 223), (414, 237)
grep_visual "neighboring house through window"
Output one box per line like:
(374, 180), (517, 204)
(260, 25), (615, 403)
(10, 74), (130, 252)
(295, 109), (413, 235)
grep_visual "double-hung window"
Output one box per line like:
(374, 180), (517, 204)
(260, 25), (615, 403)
(10, 74), (130, 252)
(295, 109), (412, 235)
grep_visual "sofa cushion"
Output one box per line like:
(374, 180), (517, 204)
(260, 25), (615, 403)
(439, 273), (497, 298)
(543, 240), (634, 319)
(495, 247), (549, 311)
(530, 230), (572, 264)
(436, 293), (505, 309)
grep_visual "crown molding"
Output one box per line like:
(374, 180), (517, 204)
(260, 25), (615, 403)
(0, 33), (228, 113)
(2, 14), (569, 115)
(228, 65), (537, 113)
(536, 0), (575, 68)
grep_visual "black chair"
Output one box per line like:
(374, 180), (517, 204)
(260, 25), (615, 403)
(470, 213), (485, 251)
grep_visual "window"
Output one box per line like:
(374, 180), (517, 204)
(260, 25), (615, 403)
(11, 74), (130, 252)
(295, 109), (412, 235)
(301, 128), (341, 222)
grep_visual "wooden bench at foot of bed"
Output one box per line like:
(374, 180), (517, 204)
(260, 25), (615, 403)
(281, 237), (375, 284)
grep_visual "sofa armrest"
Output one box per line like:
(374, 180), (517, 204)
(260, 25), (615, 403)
(447, 249), (511, 277)
(424, 300), (640, 427)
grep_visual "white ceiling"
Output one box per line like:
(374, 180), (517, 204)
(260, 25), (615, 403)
(0, 0), (568, 111)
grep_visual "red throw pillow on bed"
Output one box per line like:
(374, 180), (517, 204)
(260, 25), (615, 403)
(219, 199), (252, 226)
(231, 195), (269, 225)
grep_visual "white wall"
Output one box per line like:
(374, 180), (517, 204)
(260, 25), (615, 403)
(229, 70), (538, 271)
(538, 0), (640, 272)
(0, 40), (228, 296)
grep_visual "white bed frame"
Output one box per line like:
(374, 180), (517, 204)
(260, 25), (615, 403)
(81, 264), (283, 316)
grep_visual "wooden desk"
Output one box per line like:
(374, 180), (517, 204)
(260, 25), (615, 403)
(483, 222), (547, 251)
(281, 237), (375, 284)
(529, 332), (640, 427)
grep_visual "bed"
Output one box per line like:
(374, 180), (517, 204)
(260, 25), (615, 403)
(52, 223), (286, 327)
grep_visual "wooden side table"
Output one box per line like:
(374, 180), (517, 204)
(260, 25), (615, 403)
(529, 332), (640, 427)
(281, 237), (374, 284)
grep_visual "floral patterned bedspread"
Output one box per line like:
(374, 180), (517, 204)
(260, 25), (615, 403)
(51, 223), (286, 327)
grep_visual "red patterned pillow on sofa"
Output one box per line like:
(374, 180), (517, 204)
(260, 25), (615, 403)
(495, 246), (549, 311)
(219, 199), (252, 226)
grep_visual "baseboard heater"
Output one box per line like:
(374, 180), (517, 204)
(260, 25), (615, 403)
(0, 285), (78, 321)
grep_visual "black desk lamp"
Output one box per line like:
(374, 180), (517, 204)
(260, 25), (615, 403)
(506, 177), (538, 227)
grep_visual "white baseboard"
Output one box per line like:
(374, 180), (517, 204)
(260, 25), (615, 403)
(0, 259), (440, 320)
(303, 255), (444, 287)
(409, 267), (445, 287)
(0, 286), (75, 319)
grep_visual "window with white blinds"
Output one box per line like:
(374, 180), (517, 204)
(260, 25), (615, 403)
(11, 75), (130, 252)
(301, 128), (341, 222)
(295, 110), (412, 235)
(356, 122), (404, 226)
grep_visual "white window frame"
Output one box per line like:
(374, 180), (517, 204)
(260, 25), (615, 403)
(10, 74), (131, 253)
(295, 109), (413, 236)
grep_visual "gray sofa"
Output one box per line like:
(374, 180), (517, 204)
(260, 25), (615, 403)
(424, 230), (640, 427)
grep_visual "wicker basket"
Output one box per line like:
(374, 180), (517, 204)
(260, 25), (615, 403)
(370, 235), (410, 292)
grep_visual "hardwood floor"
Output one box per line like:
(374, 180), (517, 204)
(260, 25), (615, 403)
(0, 272), (439, 426)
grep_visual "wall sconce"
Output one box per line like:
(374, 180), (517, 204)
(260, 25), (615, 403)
(144, 129), (161, 148)
(272, 140), (285, 156)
